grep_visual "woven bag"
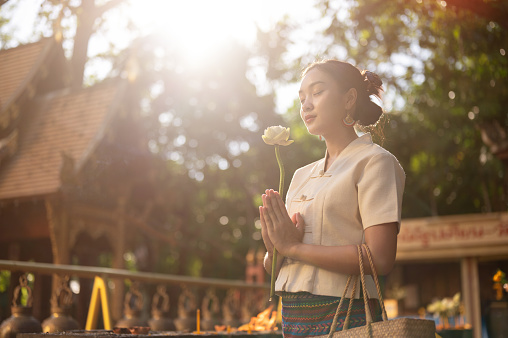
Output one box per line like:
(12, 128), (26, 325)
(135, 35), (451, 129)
(319, 244), (436, 338)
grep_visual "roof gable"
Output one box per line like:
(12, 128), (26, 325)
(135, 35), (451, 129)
(0, 80), (125, 200)
(0, 38), (54, 113)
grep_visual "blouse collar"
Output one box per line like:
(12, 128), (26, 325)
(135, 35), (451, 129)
(319, 133), (373, 174)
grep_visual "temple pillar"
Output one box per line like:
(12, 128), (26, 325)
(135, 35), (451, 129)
(461, 257), (481, 338)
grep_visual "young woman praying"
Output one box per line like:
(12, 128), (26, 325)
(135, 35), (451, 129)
(259, 59), (405, 337)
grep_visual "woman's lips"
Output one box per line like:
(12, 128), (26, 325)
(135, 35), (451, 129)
(304, 115), (316, 124)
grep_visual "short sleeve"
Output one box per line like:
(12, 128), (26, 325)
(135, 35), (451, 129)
(357, 153), (405, 231)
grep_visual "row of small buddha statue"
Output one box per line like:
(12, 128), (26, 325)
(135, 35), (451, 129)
(0, 274), (267, 338)
(117, 282), (267, 331)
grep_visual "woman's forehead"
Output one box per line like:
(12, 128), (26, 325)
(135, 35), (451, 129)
(300, 68), (335, 91)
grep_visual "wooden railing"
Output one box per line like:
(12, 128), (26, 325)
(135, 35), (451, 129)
(0, 260), (269, 290)
(0, 259), (273, 333)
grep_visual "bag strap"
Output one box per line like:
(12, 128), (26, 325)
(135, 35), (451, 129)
(327, 245), (389, 338)
(362, 244), (388, 322)
(328, 274), (359, 335)
(358, 244), (374, 324)
(342, 275), (359, 330)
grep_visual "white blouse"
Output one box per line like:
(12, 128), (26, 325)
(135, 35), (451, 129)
(275, 133), (405, 299)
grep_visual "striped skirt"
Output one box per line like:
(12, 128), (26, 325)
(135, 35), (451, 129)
(280, 292), (383, 338)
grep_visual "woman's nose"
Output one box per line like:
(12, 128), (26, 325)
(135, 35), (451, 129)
(302, 100), (314, 112)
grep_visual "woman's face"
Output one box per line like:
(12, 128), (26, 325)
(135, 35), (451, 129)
(299, 68), (348, 137)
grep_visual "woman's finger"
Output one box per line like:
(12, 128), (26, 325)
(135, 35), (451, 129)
(259, 206), (274, 251)
(295, 212), (306, 237)
(259, 205), (266, 229)
(263, 193), (279, 226)
(274, 191), (289, 219)
(261, 202), (277, 235)
(267, 190), (288, 224)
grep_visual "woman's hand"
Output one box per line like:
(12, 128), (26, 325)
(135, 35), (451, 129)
(259, 198), (275, 255)
(260, 189), (305, 257)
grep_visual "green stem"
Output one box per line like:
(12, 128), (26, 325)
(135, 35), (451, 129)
(270, 145), (285, 301)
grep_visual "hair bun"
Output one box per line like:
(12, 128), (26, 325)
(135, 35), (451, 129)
(363, 70), (383, 98)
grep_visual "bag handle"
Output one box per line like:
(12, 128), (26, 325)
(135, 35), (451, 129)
(362, 244), (388, 322)
(327, 245), (388, 337)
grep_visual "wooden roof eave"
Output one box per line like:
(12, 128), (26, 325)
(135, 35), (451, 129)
(0, 38), (57, 115)
(74, 79), (130, 173)
(0, 80), (126, 202)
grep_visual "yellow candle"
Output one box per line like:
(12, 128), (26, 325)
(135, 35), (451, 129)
(227, 325), (231, 334)
(197, 309), (200, 334)
(248, 324), (252, 334)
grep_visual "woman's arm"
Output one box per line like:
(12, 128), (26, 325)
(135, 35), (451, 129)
(285, 222), (398, 275)
(262, 250), (285, 276)
(261, 189), (398, 276)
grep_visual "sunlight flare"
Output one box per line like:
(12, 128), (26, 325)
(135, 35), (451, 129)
(126, 0), (264, 65)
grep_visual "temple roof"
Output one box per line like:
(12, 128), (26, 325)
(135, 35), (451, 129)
(0, 38), (54, 113)
(0, 80), (125, 200)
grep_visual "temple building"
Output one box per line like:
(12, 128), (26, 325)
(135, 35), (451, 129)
(0, 37), (173, 325)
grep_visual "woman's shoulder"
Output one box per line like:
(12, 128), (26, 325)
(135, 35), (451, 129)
(364, 145), (405, 177)
(354, 135), (404, 174)
(356, 134), (400, 161)
(369, 143), (398, 161)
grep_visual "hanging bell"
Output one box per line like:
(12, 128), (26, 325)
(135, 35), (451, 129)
(115, 281), (149, 328)
(0, 275), (42, 338)
(148, 285), (174, 331)
(173, 285), (196, 332)
(222, 289), (241, 329)
(41, 276), (79, 333)
(200, 288), (220, 331)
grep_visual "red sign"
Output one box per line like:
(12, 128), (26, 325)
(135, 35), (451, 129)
(398, 214), (508, 250)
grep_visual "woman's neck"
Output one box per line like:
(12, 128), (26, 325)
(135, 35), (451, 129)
(323, 128), (358, 171)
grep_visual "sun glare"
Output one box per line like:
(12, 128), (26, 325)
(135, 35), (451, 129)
(127, 0), (272, 66)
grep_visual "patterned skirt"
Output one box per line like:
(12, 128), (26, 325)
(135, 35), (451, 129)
(280, 292), (383, 338)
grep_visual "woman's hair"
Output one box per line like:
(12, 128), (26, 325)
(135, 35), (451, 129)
(301, 59), (384, 126)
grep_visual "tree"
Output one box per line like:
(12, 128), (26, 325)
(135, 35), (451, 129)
(257, 0), (508, 217)
(0, 0), (294, 280)
(122, 35), (287, 277)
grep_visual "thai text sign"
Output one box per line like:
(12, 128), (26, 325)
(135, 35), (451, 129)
(398, 213), (508, 251)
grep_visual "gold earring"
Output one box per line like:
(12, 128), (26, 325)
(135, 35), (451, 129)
(343, 114), (355, 127)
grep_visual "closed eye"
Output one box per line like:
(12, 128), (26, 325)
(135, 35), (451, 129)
(313, 90), (324, 96)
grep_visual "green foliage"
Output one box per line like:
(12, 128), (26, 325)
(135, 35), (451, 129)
(0, 270), (10, 293)
(258, 0), (508, 217)
(0, 0), (15, 46)
(349, 0), (508, 216)
(18, 273), (35, 307)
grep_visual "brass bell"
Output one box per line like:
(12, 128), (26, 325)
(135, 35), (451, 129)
(115, 281), (148, 328)
(222, 289), (241, 328)
(41, 276), (79, 333)
(173, 285), (196, 331)
(148, 285), (174, 331)
(200, 288), (220, 331)
(0, 275), (42, 338)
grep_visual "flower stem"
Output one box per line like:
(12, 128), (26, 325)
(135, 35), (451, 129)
(270, 145), (284, 301)
(275, 145), (285, 198)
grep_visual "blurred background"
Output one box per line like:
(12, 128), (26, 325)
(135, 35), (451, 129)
(0, 0), (507, 337)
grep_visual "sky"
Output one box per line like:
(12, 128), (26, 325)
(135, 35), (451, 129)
(1, 0), (322, 113)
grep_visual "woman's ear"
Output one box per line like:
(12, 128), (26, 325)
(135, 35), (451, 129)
(345, 88), (357, 110)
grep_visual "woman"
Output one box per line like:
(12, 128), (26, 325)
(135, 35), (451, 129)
(259, 59), (405, 337)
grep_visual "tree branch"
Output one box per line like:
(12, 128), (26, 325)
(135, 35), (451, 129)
(445, 0), (508, 29)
